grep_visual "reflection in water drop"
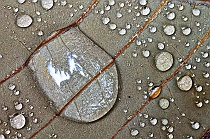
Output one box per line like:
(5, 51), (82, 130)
(29, 28), (118, 122)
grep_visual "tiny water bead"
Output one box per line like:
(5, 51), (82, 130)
(177, 76), (193, 91)
(149, 86), (161, 99)
(130, 129), (139, 136)
(41, 0), (54, 10)
(159, 98), (170, 109)
(0, 134), (5, 139)
(192, 9), (200, 16)
(9, 114), (26, 130)
(155, 52), (173, 72)
(16, 15), (33, 28)
(140, 6), (150, 16)
(29, 28), (118, 122)
(163, 25), (175, 36)
(191, 122), (200, 130)
(181, 27), (191, 36)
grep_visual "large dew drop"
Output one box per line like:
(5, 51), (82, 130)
(29, 28), (118, 122)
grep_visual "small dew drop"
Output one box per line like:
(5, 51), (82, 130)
(140, 122), (146, 127)
(109, 23), (117, 30)
(192, 9), (200, 16)
(195, 85), (203, 92)
(182, 27), (191, 36)
(167, 12), (176, 20)
(38, 31), (44, 36)
(168, 134), (174, 139)
(10, 114), (26, 129)
(155, 52), (173, 71)
(161, 119), (168, 125)
(142, 50), (150, 57)
(41, 0), (54, 10)
(177, 76), (193, 91)
(119, 28), (126, 35)
(17, 0), (25, 4)
(196, 102), (203, 108)
(168, 3), (174, 9)
(109, 0), (115, 6)
(163, 25), (175, 36)
(0, 134), (5, 139)
(116, 12), (123, 18)
(140, 6), (150, 16)
(139, 0), (147, 6)
(168, 126), (174, 133)
(177, 4), (184, 11)
(8, 84), (16, 91)
(14, 102), (23, 110)
(149, 26), (157, 33)
(102, 17), (110, 25)
(16, 15), (33, 28)
(131, 129), (139, 136)
(159, 98), (170, 109)
(157, 43), (165, 50)
(149, 86), (161, 99)
(150, 118), (158, 125)
(191, 122), (200, 130)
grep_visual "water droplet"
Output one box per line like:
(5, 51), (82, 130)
(119, 28), (126, 35)
(38, 31), (44, 36)
(140, 6), (150, 16)
(155, 52), (173, 71)
(161, 119), (168, 125)
(150, 118), (158, 125)
(140, 122), (146, 127)
(136, 39), (141, 46)
(102, 17), (110, 25)
(168, 134), (174, 139)
(187, 136), (193, 139)
(192, 9), (200, 16)
(167, 12), (176, 20)
(0, 134), (5, 139)
(10, 114), (26, 129)
(14, 90), (20, 96)
(119, 2), (124, 8)
(109, 0), (115, 6)
(177, 76), (192, 91)
(60, 0), (67, 6)
(149, 26), (157, 33)
(29, 28), (118, 122)
(109, 23), (117, 30)
(139, 0), (147, 6)
(191, 122), (200, 130)
(168, 126), (174, 133)
(201, 52), (209, 58)
(149, 86), (161, 99)
(142, 50), (150, 57)
(159, 98), (170, 109)
(8, 83), (16, 90)
(17, 0), (25, 4)
(13, 7), (19, 13)
(16, 15), (33, 28)
(131, 129), (139, 136)
(168, 3), (174, 9)
(203, 72), (209, 78)
(177, 4), (184, 11)
(195, 85), (202, 92)
(164, 25), (175, 36)
(14, 102), (23, 110)
(181, 27), (191, 36)
(196, 101), (203, 108)
(157, 43), (165, 50)
(41, 0), (54, 10)
(116, 12), (123, 18)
